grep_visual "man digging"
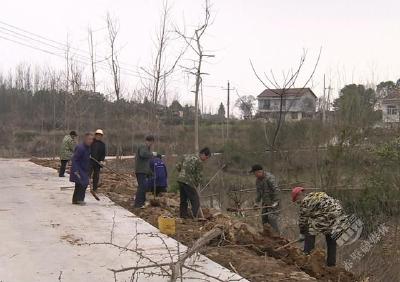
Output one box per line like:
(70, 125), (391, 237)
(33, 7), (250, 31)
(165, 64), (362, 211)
(176, 147), (211, 219)
(134, 135), (157, 208)
(292, 187), (352, 267)
(250, 164), (280, 234)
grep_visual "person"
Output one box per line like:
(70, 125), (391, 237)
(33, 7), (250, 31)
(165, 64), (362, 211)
(70, 133), (94, 205)
(134, 135), (157, 208)
(249, 164), (280, 233)
(292, 187), (350, 267)
(89, 129), (106, 193)
(176, 147), (211, 219)
(59, 131), (77, 177)
(146, 154), (168, 196)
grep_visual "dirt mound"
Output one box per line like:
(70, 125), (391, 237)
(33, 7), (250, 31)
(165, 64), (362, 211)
(31, 158), (358, 282)
(198, 212), (357, 282)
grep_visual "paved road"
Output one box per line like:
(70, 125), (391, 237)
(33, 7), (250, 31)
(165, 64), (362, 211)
(0, 159), (245, 282)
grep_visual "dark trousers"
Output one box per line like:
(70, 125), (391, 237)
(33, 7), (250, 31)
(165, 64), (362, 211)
(261, 207), (279, 233)
(72, 182), (87, 203)
(134, 173), (148, 207)
(178, 182), (200, 218)
(59, 160), (68, 177)
(89, 163), (101, 191)
(304, 234), (337, 266)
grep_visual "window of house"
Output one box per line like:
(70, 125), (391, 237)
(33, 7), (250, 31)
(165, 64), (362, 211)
(387, 105), (398, 115)
(291, 112), (298, 120)
(262, 100), (270, 109)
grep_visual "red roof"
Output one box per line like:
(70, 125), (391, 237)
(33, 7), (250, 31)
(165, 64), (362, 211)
(257, 88), (317, 99)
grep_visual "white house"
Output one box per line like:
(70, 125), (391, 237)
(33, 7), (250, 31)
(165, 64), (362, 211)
(381, 90), (400, 123)
(257, 88), (317, 121)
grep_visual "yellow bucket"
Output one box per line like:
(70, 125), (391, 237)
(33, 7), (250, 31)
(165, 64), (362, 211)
(158, 215), (176, 235)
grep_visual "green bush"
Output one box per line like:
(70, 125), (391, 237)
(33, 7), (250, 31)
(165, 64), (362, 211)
(337, 139), (400, 232)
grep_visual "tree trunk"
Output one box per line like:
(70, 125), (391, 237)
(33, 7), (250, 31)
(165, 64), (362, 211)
(170, 225), (223, 281)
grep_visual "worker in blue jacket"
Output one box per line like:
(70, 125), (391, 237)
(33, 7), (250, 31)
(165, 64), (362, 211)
(70, 133), (94, 205)
(146, 154), (168, 196)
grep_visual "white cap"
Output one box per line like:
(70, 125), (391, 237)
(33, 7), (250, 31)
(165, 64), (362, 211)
(95, 129), (104, 135)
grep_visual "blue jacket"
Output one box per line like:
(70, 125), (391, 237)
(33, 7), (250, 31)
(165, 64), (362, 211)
(146, 157), (168, 188)
(70, 143), (91, 187)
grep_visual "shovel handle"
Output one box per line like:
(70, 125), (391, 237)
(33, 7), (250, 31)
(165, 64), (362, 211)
(227, 205), (274, 212)
(274, 239), (302, 251)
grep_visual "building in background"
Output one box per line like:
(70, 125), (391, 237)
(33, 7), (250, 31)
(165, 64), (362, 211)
(256, 88), (317, 121)
(381, 90), (400, 123)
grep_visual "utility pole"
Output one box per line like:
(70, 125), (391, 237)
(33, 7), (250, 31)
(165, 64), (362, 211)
(323, 75), (326, 123)
(322, 74), (333, 123)
(227, 81), (230, 138)
(163, 71), (167, 107)
(224, 81), (235, 139)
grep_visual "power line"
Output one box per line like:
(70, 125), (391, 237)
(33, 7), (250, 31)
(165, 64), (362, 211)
(0, 34), (64, 58)
(0, 26), (66, 54)
(0, 20), (143, 77)
(0, 27), (142, 76)
(0, 33), (145, 79)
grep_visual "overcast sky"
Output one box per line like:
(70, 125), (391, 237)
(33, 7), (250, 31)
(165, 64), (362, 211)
(1, 0), (399, 113)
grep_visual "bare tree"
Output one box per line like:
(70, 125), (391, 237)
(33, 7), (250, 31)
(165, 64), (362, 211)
(63, 36), (72, 130)
(84, 215), (241, 282)
(69, 58), (85, 132)
(106, 13), (123, 158)
(88, 26), (97, 93)
(141, 1), (173, 105)
(14, 63), (32, 91)
(138, 0), (190, 108)
(250, 48), (321, 149)
(176, 0), (213, 152)
(106, 13), (121, 102)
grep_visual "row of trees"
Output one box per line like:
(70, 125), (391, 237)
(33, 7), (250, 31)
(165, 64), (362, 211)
(0, 0), (226, 153)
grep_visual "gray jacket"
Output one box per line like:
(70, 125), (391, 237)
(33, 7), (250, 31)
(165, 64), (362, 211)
(135, 144), (153, 174)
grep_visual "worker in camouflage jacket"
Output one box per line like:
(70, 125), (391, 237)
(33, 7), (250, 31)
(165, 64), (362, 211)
(250, 164), (280, 233)
(59, 131), (77, 177)
(292, 187), (350, 267)
(176, 147), (211, 219)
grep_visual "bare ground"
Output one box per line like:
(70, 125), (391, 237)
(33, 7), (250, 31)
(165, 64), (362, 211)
(31, 158), (359, 282)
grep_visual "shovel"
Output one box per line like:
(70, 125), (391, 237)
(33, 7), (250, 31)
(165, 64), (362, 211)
(90, 189), (100, 201)
(227, 204), (276, 212)
(274, 239), (302, 251)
